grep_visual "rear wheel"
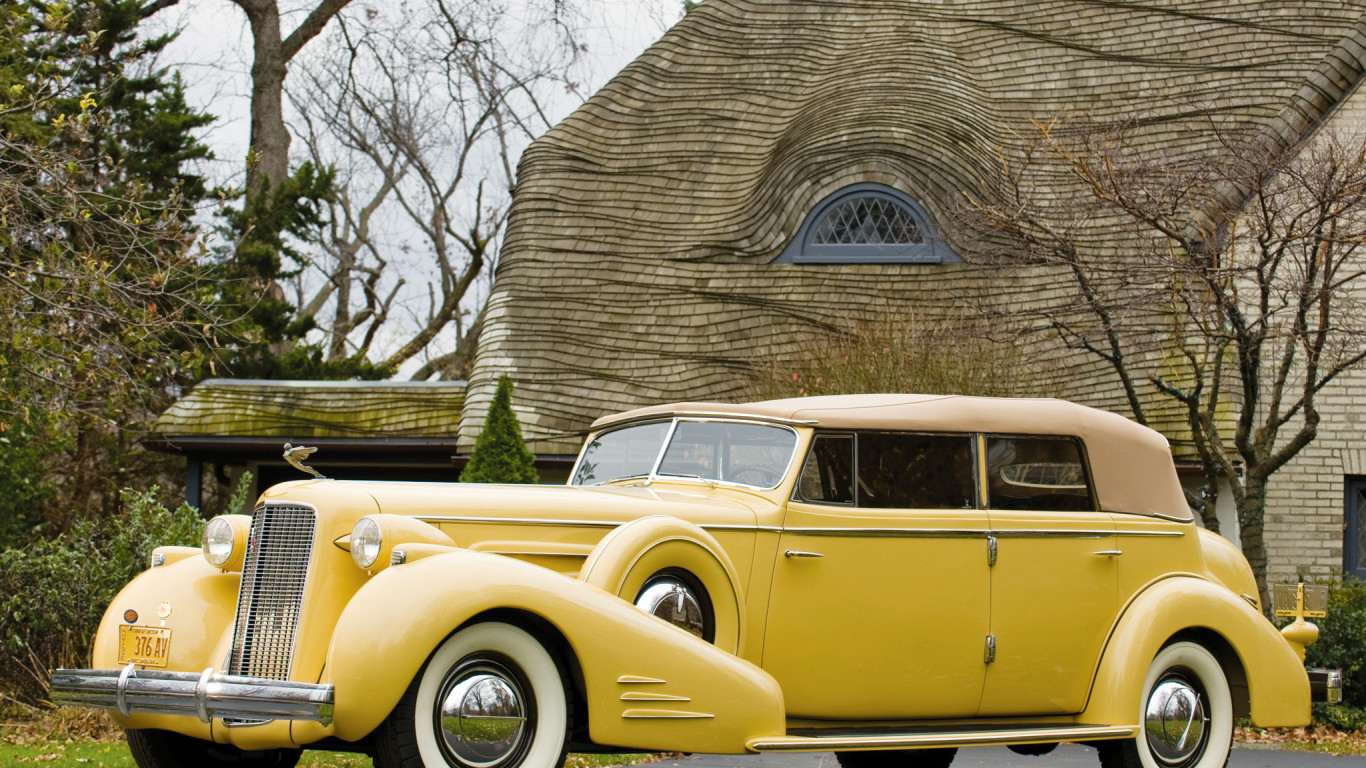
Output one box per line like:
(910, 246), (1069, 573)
(835, 748), (957, 768)
(373, 622), (570, 768)
(126, 729), (301, 767)
(1096, 641), (1232, 768)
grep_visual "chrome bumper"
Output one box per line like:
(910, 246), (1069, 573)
(1309, 667), (1344, 705)
(51, 665), (334, 725)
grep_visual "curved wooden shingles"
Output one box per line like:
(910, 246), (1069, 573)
(464, 0), (1366, 453)
(155, 383), (465, 439)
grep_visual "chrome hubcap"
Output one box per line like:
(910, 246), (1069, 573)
(438, 667), (528, 767)
(1144, 677), (1208, 765)
(635, 576), (705, 638)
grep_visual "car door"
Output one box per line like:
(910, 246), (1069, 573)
(977, 434), (1119, 717)
(762, 431), (992, 720)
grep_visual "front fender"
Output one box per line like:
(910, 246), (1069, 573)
(1082, 576), (1309, 728)
(89, 553), (239, 740)
(324, 549), (786, 752)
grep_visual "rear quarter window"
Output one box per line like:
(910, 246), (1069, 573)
(985, 436), (1094, 512)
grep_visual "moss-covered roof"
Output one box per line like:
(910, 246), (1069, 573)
(153, 379), (466, 439)
(461, 0), (1366, 454)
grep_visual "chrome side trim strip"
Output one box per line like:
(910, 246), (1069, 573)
(414, 516), (1182, 539)
(617, 675), (666, 684)
(703, 524), (785, 533)
(747, 724), (1137, 752)
(417, 516), (621, 528)
(52, 668), (335, 725)
(622, 709), (715, 719)
(783, 527), (987, 539)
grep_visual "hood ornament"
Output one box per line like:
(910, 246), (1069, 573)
(283, 443), (327, 479)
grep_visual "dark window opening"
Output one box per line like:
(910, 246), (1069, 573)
(796, 434), (854, 504)
(794, 431), (975, 509)
(857, 432), (975, 509)
(1346, 478), (1366, 581)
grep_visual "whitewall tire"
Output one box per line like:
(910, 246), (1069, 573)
(1098, 641), (1233, 768)
(374, 622), (569, 768)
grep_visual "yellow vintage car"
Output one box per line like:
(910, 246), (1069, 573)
(54, 394), (1329, 768)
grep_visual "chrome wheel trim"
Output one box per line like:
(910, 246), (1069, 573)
(434, 657), (535, 768)
(635, 575), (706, 639)
(1144, 674), (1209, 765)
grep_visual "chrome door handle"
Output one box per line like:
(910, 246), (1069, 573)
(784, 550), (824, 558)
(1093, 550), (1123, 557)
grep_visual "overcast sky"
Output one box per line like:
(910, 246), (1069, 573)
(143, 1), (680, 375)
(151, 0), (680, 191)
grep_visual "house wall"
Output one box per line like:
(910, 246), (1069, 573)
(1259, 373), (1366, 584)
(464, 0), (1366, 584)
(1247, 82), (1366, 585)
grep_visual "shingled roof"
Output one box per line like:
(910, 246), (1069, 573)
(149, 379), (466, 458)
(462, 0), (1366, 454)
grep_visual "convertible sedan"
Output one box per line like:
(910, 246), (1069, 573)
(54, 394), (1326, 768)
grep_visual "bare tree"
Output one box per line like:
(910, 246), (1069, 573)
(286, 0), (580, 378)
(964, 113), (1366, 607)
(225, 0), (354, 197)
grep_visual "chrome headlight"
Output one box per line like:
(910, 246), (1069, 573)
(352, 516), (383, 569)
(203, 516), (237, 567)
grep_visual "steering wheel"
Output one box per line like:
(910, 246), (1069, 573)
(727, 464), (782, 487)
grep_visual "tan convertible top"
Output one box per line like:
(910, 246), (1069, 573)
(593, 394), (1191, 522)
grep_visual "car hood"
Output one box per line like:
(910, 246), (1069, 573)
(260, 478), (768, 528)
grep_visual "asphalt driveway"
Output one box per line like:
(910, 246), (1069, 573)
(673, 744), (1366, 767)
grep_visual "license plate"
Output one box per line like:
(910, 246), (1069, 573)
(117, 625), (172, 668)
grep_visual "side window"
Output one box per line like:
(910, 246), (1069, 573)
(795, 434), (854, 504)
(857, 433), (975, 509)
(985, 436), (1094, 512)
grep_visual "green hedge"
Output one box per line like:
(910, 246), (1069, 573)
(0, 481), (250, 707)
(1305, 578), (1366, 709)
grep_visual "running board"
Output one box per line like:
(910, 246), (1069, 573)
(747, 724), (1137, 752)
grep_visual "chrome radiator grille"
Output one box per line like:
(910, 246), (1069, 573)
(229, 503), (316, 680)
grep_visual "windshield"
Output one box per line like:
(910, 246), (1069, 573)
(571, 419), (798, 489)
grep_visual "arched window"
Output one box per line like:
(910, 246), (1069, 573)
(775, 183), (960, 264)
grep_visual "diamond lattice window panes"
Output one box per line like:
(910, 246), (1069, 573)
(775, 183), (961, 264)
(812, 197), (923, 245)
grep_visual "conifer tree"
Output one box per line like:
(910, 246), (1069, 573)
(459, 375), (538, 484)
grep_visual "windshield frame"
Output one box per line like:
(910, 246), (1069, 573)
(569, 417), (801, 491)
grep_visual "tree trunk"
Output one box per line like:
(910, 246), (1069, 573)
(241, 4), (290, 196)
(1237, 477), (1271, 612)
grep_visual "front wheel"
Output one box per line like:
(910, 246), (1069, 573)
(126, 729), (301, 767)
(1097, 641), (1233, 768)
(373, 622), (570, 768)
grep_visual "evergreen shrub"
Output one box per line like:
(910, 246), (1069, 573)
(460, 374), (538, 484)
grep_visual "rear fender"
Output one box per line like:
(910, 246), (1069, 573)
(1082, 576), (1309, 728)
(324, 548), (785, 752)
(580, 515), (746, 655)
